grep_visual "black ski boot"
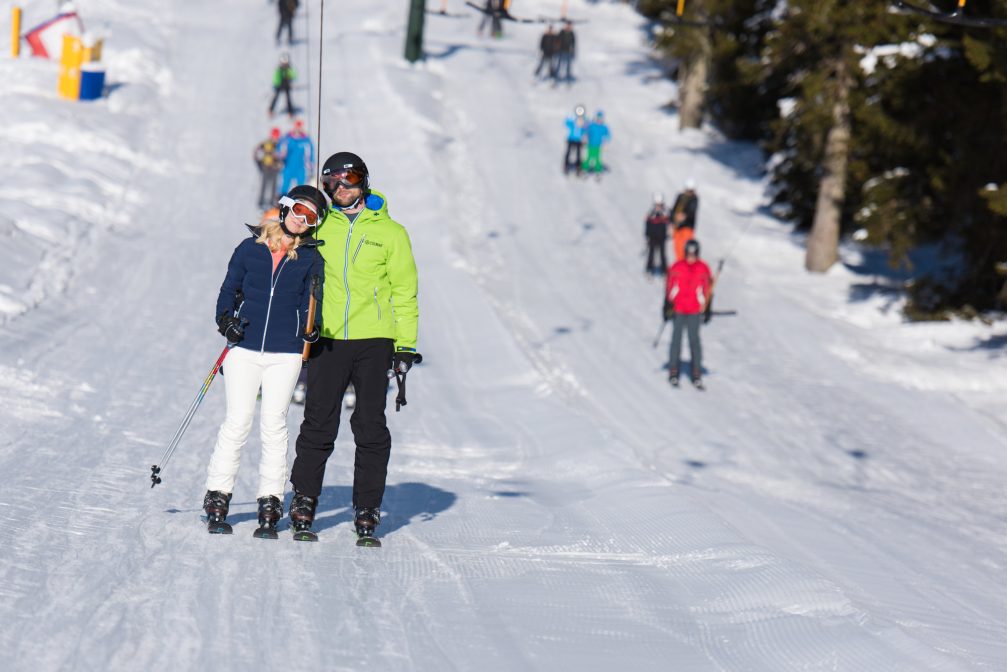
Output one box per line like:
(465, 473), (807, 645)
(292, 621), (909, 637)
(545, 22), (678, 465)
(289, 491), (318, 542)
(354, 507), (382, 547)
(203, 490), (233, 534)
(669, 370), (680, 388)
(253, 495), (283, 539)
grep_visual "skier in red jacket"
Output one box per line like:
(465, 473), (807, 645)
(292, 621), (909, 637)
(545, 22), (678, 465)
(664, 238), (712, 389)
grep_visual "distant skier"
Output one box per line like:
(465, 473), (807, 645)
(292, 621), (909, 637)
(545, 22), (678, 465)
(582, 110), (610, 175)
(564, 104), (588, 176)
(277, 119), (315, 197)
(665, 238), (712, 389)
(269, 53), (297, 118)
(202, 185), (327, 536)
(477, 0), (504, 38)
(534, 25), (559, 81)
(557, 21), (576, 83)
(644, 192), (670, 276)
(276, 0), (299, 46)
(288, 151), (421, 544)
(671, 179), (699, 261)
(253, 127), (284, 209)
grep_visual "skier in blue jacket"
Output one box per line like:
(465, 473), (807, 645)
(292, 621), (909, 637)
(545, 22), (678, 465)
(564, 104), (588, 176)
(278, 119), (315, 198)
(202, 185), (327, 537)
(583, 110), (610, 175)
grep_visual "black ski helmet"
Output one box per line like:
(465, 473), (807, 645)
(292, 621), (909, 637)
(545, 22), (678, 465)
(321, 151), (370, 197)
(279, 184), (329, 236)
(684, 239), (700, 256)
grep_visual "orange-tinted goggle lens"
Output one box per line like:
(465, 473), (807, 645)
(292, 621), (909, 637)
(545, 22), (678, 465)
(291, 202), (318, 225)
(322, 170), (365, 189)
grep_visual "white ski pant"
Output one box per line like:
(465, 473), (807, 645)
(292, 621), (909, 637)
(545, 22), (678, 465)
(205, 346), (302, 498)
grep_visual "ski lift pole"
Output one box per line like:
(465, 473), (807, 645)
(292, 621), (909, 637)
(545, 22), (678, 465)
(150, 343), (233, 488)
(405, 0), (426, 63)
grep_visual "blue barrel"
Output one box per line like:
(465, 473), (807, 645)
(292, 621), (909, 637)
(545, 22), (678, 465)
(79, 66), (105, 101)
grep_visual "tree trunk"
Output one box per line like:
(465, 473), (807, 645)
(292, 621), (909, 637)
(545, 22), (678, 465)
(677, 28), (712, 130)
(806, 56), (852, 272)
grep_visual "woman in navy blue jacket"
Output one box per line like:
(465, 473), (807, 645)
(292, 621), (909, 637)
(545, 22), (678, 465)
(203, 185), (327, 535)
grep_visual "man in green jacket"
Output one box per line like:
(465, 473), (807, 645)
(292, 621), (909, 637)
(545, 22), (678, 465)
(289, 151), (420, 542)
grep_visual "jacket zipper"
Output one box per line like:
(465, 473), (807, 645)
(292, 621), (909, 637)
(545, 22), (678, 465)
(342, 217), (359, 340)
(352, 235), (366, 263)
(373, 288), (381, 320)
(261, 254), (287, 353)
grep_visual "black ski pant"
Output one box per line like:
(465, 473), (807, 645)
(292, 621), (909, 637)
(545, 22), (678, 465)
(276, 15), (294, 45)
(258, 167), (279, 208)
(564, 140), (583, 174)
(669, 313), (702, 379)
(269, 85), (294, 116)
(290, 337), (394, 508)
(646, 236), (667, 273)
(535, 53), (557, 79)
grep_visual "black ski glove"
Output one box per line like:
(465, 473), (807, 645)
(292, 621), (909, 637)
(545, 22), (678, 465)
(217, 313), (248, 344)
(303, 326), (320, 343)
(663, 300), (675, 321)
(392, 350), (423, 374)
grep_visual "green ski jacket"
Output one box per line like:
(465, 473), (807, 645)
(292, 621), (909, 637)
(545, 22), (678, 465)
(314, 190), (419, 351)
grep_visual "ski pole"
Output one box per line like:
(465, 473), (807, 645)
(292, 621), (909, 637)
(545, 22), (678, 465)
(302, 274), (320, 362)
(652, 318), (669, 348)
(150, 344), (233, 488)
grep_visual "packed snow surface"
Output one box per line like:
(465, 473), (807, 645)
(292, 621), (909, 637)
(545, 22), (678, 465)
(1, 1), (1005, 670)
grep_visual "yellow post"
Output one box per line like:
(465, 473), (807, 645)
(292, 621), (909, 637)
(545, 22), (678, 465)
(57, 34), (84, 100)
(11, 7), (21, 58)
(677, 0), (686, 17)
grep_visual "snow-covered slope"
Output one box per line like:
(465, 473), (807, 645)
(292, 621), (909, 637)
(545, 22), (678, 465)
(1, 1), (1005, 670)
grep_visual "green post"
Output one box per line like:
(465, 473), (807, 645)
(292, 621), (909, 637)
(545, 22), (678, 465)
(405, 0), (425, 63)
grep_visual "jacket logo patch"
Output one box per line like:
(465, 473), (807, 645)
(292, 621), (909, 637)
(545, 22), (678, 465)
(364, 240), (383, 247)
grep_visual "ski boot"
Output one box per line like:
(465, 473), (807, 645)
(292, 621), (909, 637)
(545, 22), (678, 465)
(289, 491), (318, 542)
(354, 507), (382, 548)
(203, 490), (233, 534)
(253, 495), (283, 539)
(669, 370), (680, 388)
(692, 377), (705, 391)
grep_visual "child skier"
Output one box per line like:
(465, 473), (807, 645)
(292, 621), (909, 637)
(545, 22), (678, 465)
(564, 104), (588, 176)
(277, 119), (315, 197)
(269, 53), (297, 118)
(202, 185), (328, 537)
(582, 110), (610, 175)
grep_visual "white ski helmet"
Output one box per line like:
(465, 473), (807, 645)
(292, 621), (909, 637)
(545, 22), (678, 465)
(574, 104), (586, 117)
(684, 178), (697, 191)
(653, 191), (665, 205)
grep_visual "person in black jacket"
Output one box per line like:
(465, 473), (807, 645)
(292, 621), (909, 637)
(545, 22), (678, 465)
(557, 22), (576, 83)
(276, 0), (299, 46)
(534, 25), (558, 81)
(202, 185), (326, 535)
(644, 192), (670, 275)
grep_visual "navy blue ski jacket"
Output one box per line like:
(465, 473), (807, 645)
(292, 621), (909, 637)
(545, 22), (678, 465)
(215, 225), (324, 354)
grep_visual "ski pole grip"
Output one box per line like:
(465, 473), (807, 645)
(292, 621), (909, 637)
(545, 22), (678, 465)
(302, 275), (320, 362)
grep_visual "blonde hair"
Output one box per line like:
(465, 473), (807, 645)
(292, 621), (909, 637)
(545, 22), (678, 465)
(256, 215), (303, 260)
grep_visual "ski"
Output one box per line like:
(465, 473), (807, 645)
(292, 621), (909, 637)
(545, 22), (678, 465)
(356, 533), (382, 548)
(894, 0), (1007, 28)
(292, 529), (318, 542)
(253, 526), (279, 540)
(207, 521), (233, 535)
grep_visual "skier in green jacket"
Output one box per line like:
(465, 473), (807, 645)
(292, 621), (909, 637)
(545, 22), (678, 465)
(269, 53), (297, 118)
(288, 151), (421, 542)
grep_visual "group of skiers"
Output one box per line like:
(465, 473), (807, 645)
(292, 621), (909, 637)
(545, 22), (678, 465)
(253, 118), (316, 208)
(564, 104), (610, 177)
(197, 10), (422, 544)
(644, 182), (712, 389)
(533, 22), (577, 83)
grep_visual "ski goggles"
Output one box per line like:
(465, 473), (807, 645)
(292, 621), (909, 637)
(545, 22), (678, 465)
(321, 169), (366, 190)
(278, 196), (319, 225)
